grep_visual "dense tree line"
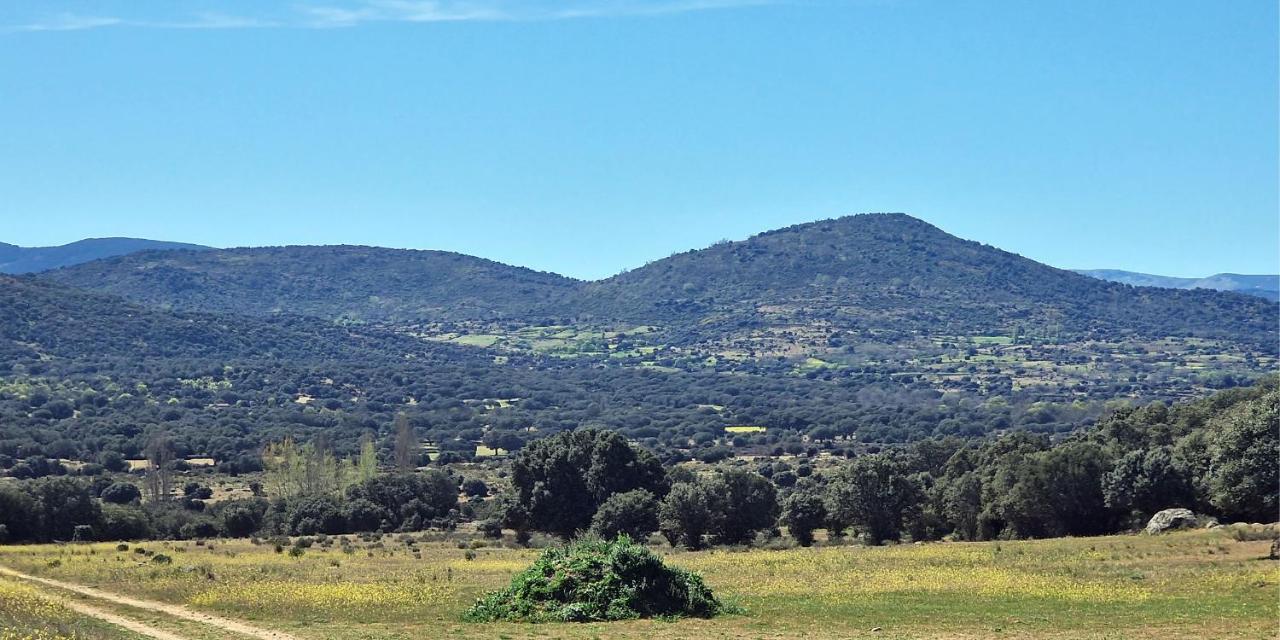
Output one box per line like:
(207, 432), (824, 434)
(776, 378), (1279, 545)
(0, 469), (460, 544)
(0, 378), (1273, 546)
(498, 381), (1278, 548)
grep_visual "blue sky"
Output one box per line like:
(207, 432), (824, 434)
(1, 1), (1275, 280)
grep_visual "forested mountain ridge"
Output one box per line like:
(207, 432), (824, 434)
(0, 238), (209, 274)
(44, 245), (580, 323)
(579, 213), (1277, 348)
(41, 215), (1278, 352)
(29, 214), (1278, 409)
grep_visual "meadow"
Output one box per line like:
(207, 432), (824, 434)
(0, 529), (1274, 640)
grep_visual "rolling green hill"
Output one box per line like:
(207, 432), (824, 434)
(0, 275), (448, 363)
(579, 214), (1277, 349)
(44, 245), (579, 323)
(21, 214), (1278, 426)
(42, 215), (1278, 351)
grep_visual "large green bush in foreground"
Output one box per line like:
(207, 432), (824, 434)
(464, 536), (724, 622)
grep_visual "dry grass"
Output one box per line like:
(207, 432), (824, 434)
(0, 530), (1275, 639)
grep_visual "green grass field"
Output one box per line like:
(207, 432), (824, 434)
(0, 530), (1275, 639)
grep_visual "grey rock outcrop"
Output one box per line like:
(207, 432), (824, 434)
(1144, 508), (1200, 534)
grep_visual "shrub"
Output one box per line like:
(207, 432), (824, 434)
(219, 502), (264, 538)
(464, 536), (723, 623)
(462, 478), (490, 497)
(100, 482), (142, 505)
(478, 519), (504, 539)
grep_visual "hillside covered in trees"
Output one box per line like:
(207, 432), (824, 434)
(45, 245), (579, 323)
(46, 214), (1278, 349)
(2, 214), (1276, 472)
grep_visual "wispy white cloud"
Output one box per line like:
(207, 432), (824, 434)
(3, 0), (787, 33)
(5, 12), (276, 32)
(8, 13), (126, 32)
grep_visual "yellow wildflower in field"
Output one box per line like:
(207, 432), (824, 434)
(0, 579), (80, 640)
(0, 632), (78, 640)
(682, 544), (1152, 604)
(0, 580), (69, 620)
(191, 578), (453, 614)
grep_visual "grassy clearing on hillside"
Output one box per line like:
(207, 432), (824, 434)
(0, 530), (1274, 639)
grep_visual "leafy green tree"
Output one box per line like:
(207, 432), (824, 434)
(987, 441), (1115, 539)
(938, 472), (983, 540)
(659, 480), (725, 550)
(715, 470), (779, 545)
(825, 454), (920, 545)
(780, 487), (826, 546)
(508, 429), (667, 539)
(30, 477), (102, 542)
(98, 451), (128, 473)
(219, 500), (267, 537)
(0, 484), (36, 542)
(281, 495), (347, 535)
(343, 498), (390, 532)
(99, 503), (153, 540)
(1206, 391), (1278, 521)
(1102, 447), (1194, 523)
(590, 489), (659, 540)
(357, 432), (379, 482)
(346, 471), (458, 532)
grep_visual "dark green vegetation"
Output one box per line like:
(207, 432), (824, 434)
(464, 536), (723, 622)
(497, 382), (1277, 549)
(40, 214), (1278, 408)
(0, 237), (208, 274)
(0, 213), (1276, 542)
(1077, 269), (1280, 301)
(0, 381), (1274, 554)
(47, 216), (1277, 350)
(0, 465), (460, 543)
(47, 244), (577, 322)
(505, 430), (667, 539)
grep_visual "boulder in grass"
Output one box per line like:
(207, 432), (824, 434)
(1144, 508), (1200, 534)
(463, 535), (725, 622)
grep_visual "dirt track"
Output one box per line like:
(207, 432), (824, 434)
(0, 565), (301, 640)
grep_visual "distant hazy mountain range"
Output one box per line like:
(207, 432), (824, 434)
(0, 238), (209, 274)
(1074, 269), (1279, 301)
